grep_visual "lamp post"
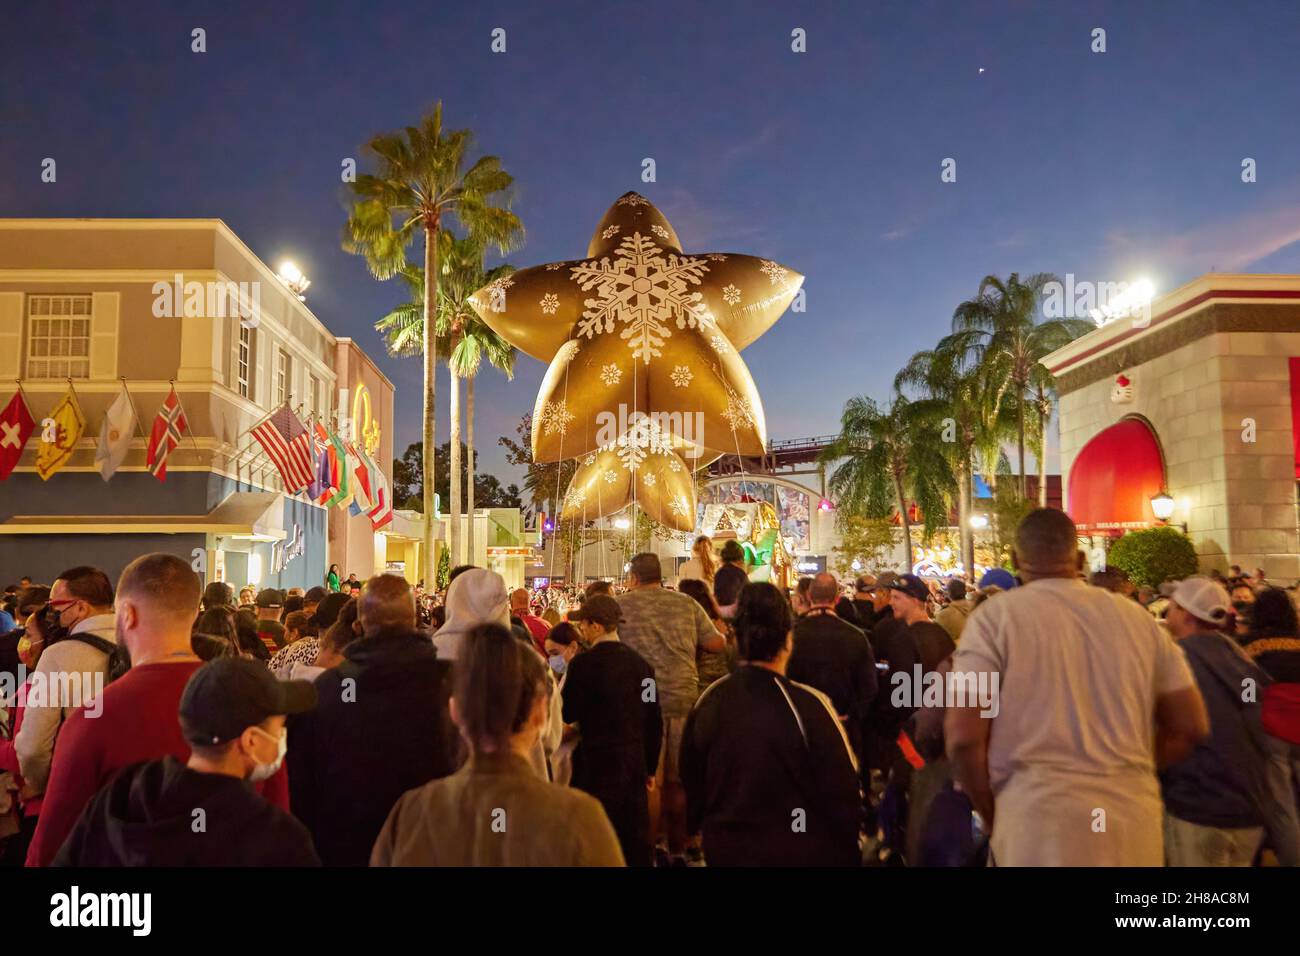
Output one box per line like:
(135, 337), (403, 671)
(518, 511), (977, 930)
(277, 261), (311, 301)
(1150, 491), (1187, 533)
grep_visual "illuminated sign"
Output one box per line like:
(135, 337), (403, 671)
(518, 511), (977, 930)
(349, 383), (382, 456)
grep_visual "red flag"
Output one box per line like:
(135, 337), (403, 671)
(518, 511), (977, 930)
(0, 391), (36, 480)
(147, 388), (188, 481)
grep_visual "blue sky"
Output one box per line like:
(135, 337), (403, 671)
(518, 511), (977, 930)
(5, 0), (1300, 484)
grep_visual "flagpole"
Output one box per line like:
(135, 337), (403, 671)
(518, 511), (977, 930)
(118, 378), (146, 439)
(168, 380), (202, 454)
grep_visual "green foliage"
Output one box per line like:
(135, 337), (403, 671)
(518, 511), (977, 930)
(990, 483), (1036, 567)
(436, 546), (450, 591)
(1106, 526), (1199, 588)
(832, 515), (900, 577)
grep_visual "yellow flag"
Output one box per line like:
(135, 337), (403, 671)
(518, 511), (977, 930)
(35, 388), (86, 481)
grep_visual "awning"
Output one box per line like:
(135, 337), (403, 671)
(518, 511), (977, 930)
(0, 491), (287, 539)
(1067, 417), (1166, 535)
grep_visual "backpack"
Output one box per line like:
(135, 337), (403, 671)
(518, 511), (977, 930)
(68, 633), (131, 685)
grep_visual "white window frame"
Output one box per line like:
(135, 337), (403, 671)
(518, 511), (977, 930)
(26, 294), (93, 380)
(309, 374), (319, 420)
(275, 348), (289, 406)
(238, 325), (253, 399)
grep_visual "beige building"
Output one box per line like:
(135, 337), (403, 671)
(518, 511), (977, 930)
(1043, 273), (1300, 579)
(0, 218), (396, 588)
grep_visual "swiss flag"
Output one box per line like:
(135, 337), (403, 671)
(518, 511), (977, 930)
(0, 391), (36, 480)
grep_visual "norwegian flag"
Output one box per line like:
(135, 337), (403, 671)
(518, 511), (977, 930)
(146, 388), (189, 481)
(251, 404), (315, 493)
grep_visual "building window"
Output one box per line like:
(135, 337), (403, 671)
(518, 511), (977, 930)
(238, 325), (253, 399)
(26, 295), (92, 379)
(275, 348), (289, 406)
(309, 374), (319, 420)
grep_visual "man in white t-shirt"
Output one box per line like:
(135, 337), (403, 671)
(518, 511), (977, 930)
(945, 508), (1209, 866)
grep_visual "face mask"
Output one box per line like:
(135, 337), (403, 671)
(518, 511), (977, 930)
(548, 654), (568, 676)
(248, 726), (287, 782)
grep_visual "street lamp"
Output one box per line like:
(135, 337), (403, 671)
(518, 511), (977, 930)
(277, 261), (311, 300)
(969, 514), (989, 531)
(614, 517), (630, 530)
(1150, 491), (1187, 533)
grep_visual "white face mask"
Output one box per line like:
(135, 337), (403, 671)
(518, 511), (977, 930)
(248, 726), (287, 782)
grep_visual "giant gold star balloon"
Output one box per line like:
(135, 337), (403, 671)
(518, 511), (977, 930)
(468, 191), (802, 531)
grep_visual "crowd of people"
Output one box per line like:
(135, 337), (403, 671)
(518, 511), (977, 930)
(2, 505), (1299, 867)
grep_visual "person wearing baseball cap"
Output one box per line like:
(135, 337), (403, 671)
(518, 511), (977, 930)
(1161, 576), (1299, 866)
(254, 588), (288, 655)
(563, 593), (663, 866)
(52, 658), (320, 866)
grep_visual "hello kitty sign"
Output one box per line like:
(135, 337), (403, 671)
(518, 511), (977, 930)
(1110, 373), (1134, 404)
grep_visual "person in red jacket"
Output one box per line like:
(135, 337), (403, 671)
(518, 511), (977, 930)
(26, 554), (289, 867)
(0, 588), (51, 865)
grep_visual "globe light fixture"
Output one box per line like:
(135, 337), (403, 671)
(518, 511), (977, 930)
(969, 514), (989, 531)
(818, 498), (834, 512)
(277, 260), (311, 300)
(614, 516), (631, 530)
(1149, 491), (1175, 522)
(851, 559), (862, 572)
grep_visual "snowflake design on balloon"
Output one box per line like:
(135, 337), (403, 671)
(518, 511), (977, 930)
(642, 473), (657, 488)
(564, 486), (587, 510)
(669, 494), (690, 517)
(540, 293), (560, 314)
(760, 260), (788, 286)
(582, 453), (597, 466)
(569, 233), (714, 364)
(722, 284), (741, 305)
(668, 456), (684, 472)
(603, 469), (618, 484)
(651, 224), (670, 240)
(546, 262), (564, 271)
(601, 224), (621, 240)
(710, 334), (731, 354)
(617, 194), (650, 207)
(539, 400), (576, 437)
(706, 253), (727, 262)
(600, 363), (622, 386)
(723, 393), (756, 431)
(671, 365), (693, 387)
(602, 415), (674, 473)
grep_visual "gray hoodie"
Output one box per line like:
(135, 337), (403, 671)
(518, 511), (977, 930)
(15, 613), (117, 794)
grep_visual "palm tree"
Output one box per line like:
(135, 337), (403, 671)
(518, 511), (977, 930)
(373, 236), (516, 565)
(895, 331), (1004, 578)
(1028, 362), (1060, 509)
(951, 273), (1091, 499)
(344, 101), (522, 587)
(439, 234), (516, 564)
(819, 395), (952, 571)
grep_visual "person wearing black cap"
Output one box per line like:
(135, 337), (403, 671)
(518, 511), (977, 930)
(51, 658), (320, 866)
(254, 589), (288, 655)
(302, 586), (328, 628)
(563, 595), (663, 866)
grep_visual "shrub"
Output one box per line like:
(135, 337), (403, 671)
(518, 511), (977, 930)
(1106, 526), (1198, 588)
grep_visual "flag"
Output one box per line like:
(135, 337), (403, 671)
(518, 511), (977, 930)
(347, 443), (373, 516)
(250, 404), (315, 493)
(0, 391), (35, 480)
(35, 388), (86, 481)
(308, 423), (332, 502)
(95, 388), (136, 481)
(324, 427), (350, 508)
(367, 459), (393, 530)
(146, 388), (188, 481)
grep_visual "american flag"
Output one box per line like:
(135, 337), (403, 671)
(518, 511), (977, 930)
(251, 404), (314, 493)
(146, 388), (188, 481)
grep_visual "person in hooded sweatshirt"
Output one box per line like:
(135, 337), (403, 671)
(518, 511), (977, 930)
(287, 574), (460, 867)
(1160, 576), (1300, 866)
(434, 568), (564, 780)
(52, 657), (320, 866)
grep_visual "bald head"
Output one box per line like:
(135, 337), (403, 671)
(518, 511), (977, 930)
(809, 572), (839, 606)
(359, 574), (416, 636)
(510, 588), (531, 613)
(1014, 508), (1080, 579)
(117, 554), (201, 622)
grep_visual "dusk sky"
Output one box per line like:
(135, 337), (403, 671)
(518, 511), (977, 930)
(5, 0), (1300, 484)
